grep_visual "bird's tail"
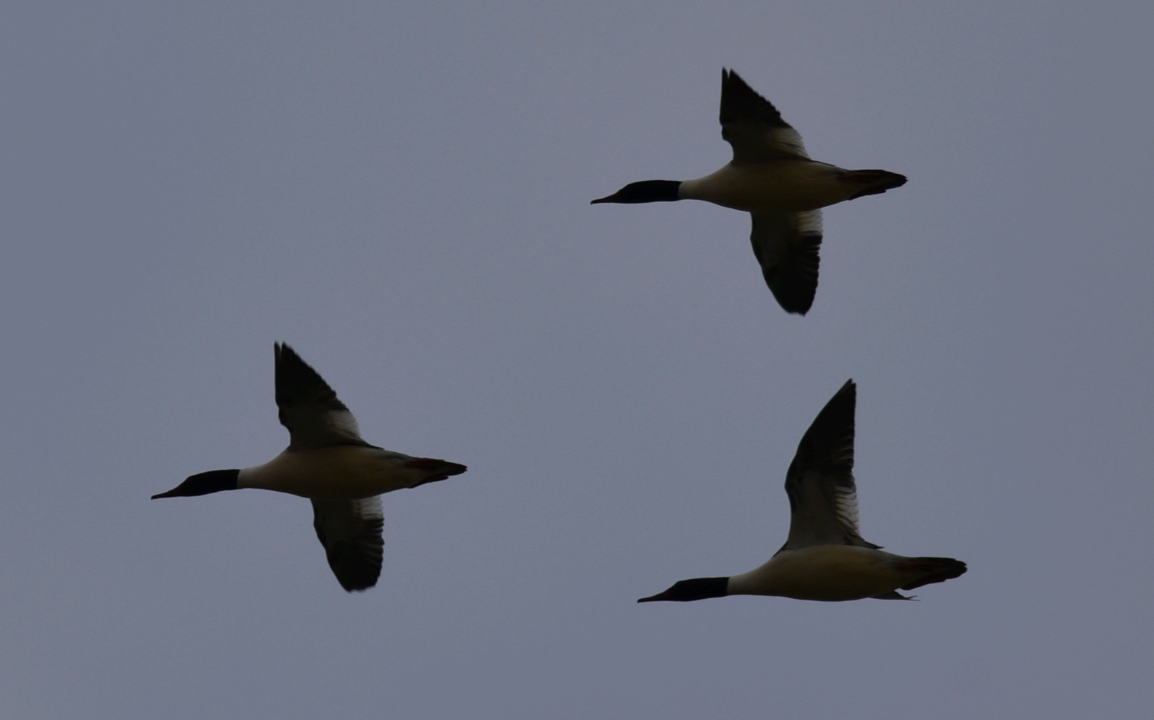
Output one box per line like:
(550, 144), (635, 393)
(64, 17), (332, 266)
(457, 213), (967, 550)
(404, 458), (468, 483)
(896, 557), (967, 591)
(840, 170), (908, 199)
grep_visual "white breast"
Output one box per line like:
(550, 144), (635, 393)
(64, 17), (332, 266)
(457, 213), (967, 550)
(728, 545), (905, 601)
(680, 161), (851, 213)
(238, 446), (429, 500)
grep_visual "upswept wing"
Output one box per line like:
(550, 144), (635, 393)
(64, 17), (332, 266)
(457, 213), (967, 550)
(311, 496), (384, 592)
(274, 343), (370, 449)
(720, 69), (809, 164)
(777, 380), (880, 552)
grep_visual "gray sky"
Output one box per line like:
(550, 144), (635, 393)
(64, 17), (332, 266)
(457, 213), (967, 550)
(3, 1), (1153, 718)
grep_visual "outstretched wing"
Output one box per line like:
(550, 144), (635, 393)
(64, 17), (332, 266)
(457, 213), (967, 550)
(275, 343), (370, 449)
(720, 69), (809, 164)
(750, 210), (823, 315)
(777, 380), (880, 553)
(311, 496), (384, 592)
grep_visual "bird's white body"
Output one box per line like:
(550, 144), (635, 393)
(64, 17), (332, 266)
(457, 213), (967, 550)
(680, 160), (849, 213)
(729, 545), (908, 602)
(238, 446), (440, 500)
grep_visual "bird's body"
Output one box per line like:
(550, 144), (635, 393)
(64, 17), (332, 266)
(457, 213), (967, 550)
(637, 381), (965, 604)
(594, 70), (906, 315)
(152, 343), (466, 592)
(679, 161), (893, 213)
(238, 445), (452, 500)
(729, 545), (962, 602)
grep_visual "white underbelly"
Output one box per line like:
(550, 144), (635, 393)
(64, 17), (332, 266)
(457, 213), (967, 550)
(680, 162), (851, 213)
(730, 546), (903, 601)
(239, 447), (426, 499)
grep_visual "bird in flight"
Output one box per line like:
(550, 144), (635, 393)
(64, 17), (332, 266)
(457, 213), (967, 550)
(152, 343), (466, 592)
(593, 69), (907, 315)
(638, 380), (965, 603)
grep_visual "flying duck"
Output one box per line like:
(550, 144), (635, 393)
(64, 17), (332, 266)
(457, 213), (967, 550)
(638, 380), (965, 603)
(152, 343), (467, 592)
(592, 69), (907, 315)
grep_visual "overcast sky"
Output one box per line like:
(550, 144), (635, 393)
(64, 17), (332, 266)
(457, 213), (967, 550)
(3, 1), (1153, 718)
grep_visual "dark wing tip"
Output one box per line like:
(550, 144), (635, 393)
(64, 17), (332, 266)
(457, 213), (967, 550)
(790, 379), (856, 473)
(763, 235), (821, 314)
(273, 341), (296, 369)
(818, 379), (857, 427)
(839, 378), (856, 394)
(766, 280), (815, 315)
(331, 558), (382, 592)
(720, 68), (789, 129)
(274, 341), (345, 411)
(274, 341), (306, 380)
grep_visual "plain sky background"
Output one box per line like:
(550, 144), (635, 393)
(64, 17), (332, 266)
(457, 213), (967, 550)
(3, 1), (1153, 718)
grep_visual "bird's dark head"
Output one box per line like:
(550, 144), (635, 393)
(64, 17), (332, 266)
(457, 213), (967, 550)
(637, 577), (730, 603)
(591, 180), (682, 204)
(151, 469), (240, 499)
